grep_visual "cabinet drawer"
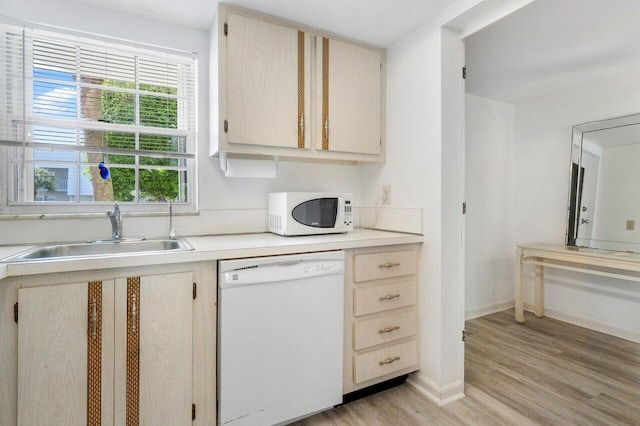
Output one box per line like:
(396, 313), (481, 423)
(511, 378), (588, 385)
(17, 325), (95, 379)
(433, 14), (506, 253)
(354, 280), (416, 316)
(353, 310), (417, 351)
(353, 340), (417, 384)
(354, 250), (417, 282)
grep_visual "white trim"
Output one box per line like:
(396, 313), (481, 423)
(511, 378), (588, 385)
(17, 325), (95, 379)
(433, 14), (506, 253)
(523, 302), (640, 344)
(407, 373), (465, 406)
(465, 299), (514, 320)
(445, 0), (536, 39)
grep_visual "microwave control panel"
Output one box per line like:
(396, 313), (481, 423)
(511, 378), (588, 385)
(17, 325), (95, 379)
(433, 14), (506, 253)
(344, 201), (352, 226)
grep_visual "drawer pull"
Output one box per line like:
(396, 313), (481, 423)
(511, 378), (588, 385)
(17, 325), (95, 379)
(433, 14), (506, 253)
(379, 293), (401, 301)
(379, 262), (401, 268)
(379, 356), (401, 366)
(378, 325), (400, 334)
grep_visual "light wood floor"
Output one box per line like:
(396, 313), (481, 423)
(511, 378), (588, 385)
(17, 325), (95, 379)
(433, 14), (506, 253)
(293, 309), (640, 425)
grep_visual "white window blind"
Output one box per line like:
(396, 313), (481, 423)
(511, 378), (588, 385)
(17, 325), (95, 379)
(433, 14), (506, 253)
(0, 23), (197, 210)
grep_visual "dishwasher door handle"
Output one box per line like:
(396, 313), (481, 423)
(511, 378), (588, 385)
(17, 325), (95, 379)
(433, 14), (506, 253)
(276, 260), (303, 267)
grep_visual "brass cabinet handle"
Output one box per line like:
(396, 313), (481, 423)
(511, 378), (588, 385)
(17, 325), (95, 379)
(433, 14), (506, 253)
(379, 262), (401, 268)
(379, 294), (401, 301)
(379, 356), (401, 366)
(378, 325), (400, 334)
(324, 117), (329, 144)
(89, 299), (97, 339)
(130, 294), (138, 334)
(299, 115), (305, 137)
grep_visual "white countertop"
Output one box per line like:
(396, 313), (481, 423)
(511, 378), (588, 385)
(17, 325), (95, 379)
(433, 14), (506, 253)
(0, 229), (423, 280)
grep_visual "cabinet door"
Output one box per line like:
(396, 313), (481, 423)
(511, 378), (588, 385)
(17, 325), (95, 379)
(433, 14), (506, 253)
(114, 272), (193, 425)
(318, 38), (382, 155)
(17, 281), (115, 426)
(226, 13), (310, 149)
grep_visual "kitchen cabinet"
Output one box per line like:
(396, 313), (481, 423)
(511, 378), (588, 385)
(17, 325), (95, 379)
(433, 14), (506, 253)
(17, 280), (110, 424)
(211, 5), (385, 164)
(223, 11), (311, 150)
(315, 37), (382, 156)
(17, 272), (192, 424)
(1, 262), (216, 425)
(343, 244), (420, 394)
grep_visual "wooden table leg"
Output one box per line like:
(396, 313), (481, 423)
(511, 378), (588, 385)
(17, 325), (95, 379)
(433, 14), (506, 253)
(535, 264), (545, 317)
(515, 248), (524, 323)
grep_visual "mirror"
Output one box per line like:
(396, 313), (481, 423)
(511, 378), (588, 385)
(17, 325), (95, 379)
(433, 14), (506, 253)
(567, 113), (640, 252)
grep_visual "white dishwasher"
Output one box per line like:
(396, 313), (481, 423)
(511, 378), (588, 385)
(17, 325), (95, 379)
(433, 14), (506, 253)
(218, 250), (344, 426)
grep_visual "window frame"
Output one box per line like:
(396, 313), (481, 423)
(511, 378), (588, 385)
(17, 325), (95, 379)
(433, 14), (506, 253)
(0, 21), (198, 216)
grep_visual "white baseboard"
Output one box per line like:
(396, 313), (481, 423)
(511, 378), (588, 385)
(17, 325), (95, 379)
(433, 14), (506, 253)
(407, 373), (465, 406)
(523, 302), (640, 344)
(465, 299), (514, 320)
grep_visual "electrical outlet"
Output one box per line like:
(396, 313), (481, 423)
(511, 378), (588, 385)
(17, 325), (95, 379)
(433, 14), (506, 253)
(382, 185), (391, 205)
(626, 220), (635, 231)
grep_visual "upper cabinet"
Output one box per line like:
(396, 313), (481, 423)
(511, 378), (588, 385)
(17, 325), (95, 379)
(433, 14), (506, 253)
(225, 12), (311, 150)
(316, 38), (382, 157)
(210, 5), (385, 164)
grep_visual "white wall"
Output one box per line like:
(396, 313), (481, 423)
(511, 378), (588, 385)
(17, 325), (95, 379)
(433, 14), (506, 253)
(464, 94), (516, 319)
(593, 144), (640, 244)
(465, 66), (640, 342)
(360, 0), (528, 405)
(361, 18), (446, 390)
(0, 0), (362, 245)
(514, 76), (640, 342)
(361, 0), (479, 403)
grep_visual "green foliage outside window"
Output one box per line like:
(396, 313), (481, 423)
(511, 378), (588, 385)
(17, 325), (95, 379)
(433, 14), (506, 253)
(34, 167), (56, 198)
(100, 81), (182, 202)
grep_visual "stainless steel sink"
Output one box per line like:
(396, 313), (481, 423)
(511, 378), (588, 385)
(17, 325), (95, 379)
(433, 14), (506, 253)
(1, 238), (194, 262)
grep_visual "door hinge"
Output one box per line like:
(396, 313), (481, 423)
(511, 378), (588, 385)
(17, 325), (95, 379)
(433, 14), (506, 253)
(224, 23), (228, 36)
(192, 403), (196, 421)
(224, 120), (228, 133)
(14, 302), (18, 323)
(462, 330), (467, 342)
(462, 201), (466, 215)
(462, 66), (466, 79)
(193, 283), (197, 300)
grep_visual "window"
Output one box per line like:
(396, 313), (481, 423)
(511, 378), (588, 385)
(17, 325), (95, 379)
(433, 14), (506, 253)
(0, 23), (197, 214)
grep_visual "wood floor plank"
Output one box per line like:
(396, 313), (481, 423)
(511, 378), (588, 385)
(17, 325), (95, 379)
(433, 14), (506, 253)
(292, 309), (640, 426)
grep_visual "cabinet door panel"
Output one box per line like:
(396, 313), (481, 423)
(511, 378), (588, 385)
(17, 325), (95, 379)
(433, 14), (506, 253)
(139, 272), (193, 424)
(17, 281), (115, 426)
(227, 13), (305, 148)
(322, 39), (381, 155)
(18, 283), (88, 425)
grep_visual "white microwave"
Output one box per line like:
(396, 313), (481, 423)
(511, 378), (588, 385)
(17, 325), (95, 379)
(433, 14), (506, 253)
(268, 192), (353, 236)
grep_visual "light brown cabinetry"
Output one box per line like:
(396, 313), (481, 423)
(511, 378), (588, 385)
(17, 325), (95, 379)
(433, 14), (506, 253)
(211, 5), (385, 163)
(18, 281), (112, 425)
(224, 12), (311, 150)
(315, 38), (382, 156)
(17, 272), (192, 425)
(343, 244), (420, 394)
(1, 262), (216, 425)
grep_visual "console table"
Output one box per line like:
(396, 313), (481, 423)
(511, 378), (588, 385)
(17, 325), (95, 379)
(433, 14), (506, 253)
(515, 243), (640, 323)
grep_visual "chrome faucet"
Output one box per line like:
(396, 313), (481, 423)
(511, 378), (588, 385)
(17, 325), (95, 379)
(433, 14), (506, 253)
(106, 203), (122, 240)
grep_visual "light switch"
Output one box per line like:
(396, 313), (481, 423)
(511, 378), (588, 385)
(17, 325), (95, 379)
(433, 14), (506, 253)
(626, 220), (635, 231)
